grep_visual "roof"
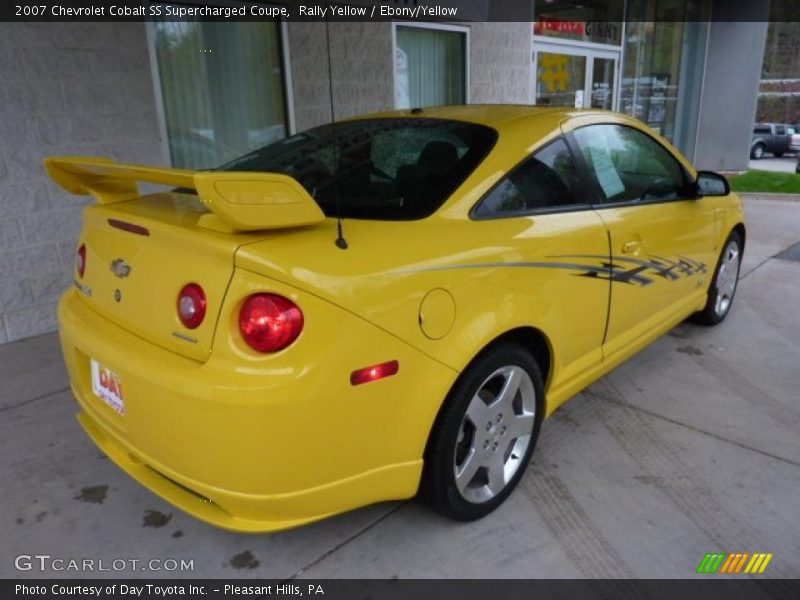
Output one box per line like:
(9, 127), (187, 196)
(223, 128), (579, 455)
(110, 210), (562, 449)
(350, 104), (617, 131)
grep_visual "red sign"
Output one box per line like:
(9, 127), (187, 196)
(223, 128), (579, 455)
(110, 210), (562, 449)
(534, 17), (586, 36)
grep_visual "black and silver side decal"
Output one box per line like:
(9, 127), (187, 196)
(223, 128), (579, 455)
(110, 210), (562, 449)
(393, 254), (707, 287)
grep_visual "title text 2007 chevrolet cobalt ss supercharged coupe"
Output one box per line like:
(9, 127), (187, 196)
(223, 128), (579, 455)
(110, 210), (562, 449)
(46, 106), (744, 532)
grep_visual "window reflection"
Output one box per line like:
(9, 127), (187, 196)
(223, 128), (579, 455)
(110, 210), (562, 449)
(154, 22), (289, 169)
(621, 0), (709, 153)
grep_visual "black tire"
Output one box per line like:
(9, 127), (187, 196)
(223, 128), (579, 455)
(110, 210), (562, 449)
(691, 230), (743, 326)
(421, 343), (544, 521)
(750, 144), (765, 159)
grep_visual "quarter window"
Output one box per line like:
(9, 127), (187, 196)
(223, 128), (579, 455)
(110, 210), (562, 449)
(473, 138), (584, 218)
(572, 124), (688, 204)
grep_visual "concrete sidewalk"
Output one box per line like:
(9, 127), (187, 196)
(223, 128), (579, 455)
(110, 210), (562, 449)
(2, 196), (799, 579)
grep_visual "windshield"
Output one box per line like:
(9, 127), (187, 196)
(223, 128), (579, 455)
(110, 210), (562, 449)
(217, 118), (497, 220)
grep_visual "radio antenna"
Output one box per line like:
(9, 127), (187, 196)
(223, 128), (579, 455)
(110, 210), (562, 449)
(325, 5), (348, 250)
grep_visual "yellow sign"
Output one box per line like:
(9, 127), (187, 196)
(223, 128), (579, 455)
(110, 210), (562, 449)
(539, 54), (570, 93)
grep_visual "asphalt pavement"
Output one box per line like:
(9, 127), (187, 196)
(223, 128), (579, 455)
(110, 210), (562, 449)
(748, 155), (797, 173)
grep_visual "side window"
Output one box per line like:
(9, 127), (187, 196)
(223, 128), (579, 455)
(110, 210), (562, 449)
(572, 124), (688, 204)
(473, 138), (584, 217)
(775, 125), (786, 136)
(753, 127), (771, 134)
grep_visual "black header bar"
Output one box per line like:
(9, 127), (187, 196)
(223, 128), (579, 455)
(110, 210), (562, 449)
(4, 579), (800, 600)
(0, 0), (789, 23)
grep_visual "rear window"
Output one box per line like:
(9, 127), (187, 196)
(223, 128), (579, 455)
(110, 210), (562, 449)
(216, 118), (497, 220)
(753, 127), (771, 134)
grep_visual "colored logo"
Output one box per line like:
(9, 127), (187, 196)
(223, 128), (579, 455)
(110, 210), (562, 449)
(696, 552), (773, 574)
(539, 54), (571, 93)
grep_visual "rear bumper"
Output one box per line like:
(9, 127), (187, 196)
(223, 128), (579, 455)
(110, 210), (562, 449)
(75, 408), (420, 532)
(58, 279), (456, 532)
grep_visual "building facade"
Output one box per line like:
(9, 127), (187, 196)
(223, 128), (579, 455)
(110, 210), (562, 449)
(0, 1), (771, 343)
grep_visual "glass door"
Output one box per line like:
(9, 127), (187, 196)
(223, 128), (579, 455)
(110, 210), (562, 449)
(534, 44), (619, 111)
(536, 52), (587, 108)
(590, 57), (616, 110)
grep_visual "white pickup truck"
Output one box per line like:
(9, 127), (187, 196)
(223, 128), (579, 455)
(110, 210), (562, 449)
(792, 132), (800, 173)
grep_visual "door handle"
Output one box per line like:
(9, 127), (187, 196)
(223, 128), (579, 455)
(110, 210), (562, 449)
(621, 239), (642, 254)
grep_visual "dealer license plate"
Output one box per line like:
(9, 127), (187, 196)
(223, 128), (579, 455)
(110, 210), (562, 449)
(90, 359), (126, 415)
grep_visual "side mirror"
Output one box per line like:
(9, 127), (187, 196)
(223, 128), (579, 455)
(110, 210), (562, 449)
(693, 171), (730, 198)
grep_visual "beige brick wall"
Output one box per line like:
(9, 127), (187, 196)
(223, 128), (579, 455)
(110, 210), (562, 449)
(287, 22), (532, 132)
(469, 22), (532, 104)
(0, 23), (163, 343)
(0, 21), (532, 345)
(288, 21), (395, 132)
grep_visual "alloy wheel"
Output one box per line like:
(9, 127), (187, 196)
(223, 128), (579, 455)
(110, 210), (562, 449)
(453, 366), (536, 503)
(714, 239), (740, 317)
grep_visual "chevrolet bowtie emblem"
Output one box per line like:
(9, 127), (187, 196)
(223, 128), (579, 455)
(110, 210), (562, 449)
(110, 259), (132, 278)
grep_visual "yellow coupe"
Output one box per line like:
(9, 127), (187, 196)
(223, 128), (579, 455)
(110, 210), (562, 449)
(47, 106), (745, 532)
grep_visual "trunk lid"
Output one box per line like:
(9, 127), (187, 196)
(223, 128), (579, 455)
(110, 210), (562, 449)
(78, 194), (261, 362)
(47, 156), (327, 362)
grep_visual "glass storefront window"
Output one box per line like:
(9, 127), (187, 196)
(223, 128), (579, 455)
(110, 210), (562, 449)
(621, 0), (709, 153)
(153, 22), (289, 169)
(534, 0), (624, 46)
(591, 58), (616, 109)
(620, 21), (682, 138)
(395, 26), (466, 109)
(534, 47), (618, 111)
(536, 52), (586, 107)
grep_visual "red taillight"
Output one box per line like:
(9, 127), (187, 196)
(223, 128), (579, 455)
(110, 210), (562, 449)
(76, 244), (86, 278)
(350, 360), (399, 386)
(177, 283), (207, 329)
(239, 293), (304, 353)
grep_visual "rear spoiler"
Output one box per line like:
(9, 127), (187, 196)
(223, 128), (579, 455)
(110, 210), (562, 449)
(44, 156), (325, 233)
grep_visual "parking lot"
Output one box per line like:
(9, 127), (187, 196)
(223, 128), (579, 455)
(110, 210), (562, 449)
(748, 155), (798, 173)
(2, 195), (799, 580)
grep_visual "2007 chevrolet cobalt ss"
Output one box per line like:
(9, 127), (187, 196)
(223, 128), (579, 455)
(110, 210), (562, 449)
(47, 106), (744, 532)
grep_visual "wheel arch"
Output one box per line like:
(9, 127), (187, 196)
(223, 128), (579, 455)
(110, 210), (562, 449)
(486, 327), (553, 392)
(732, 222), (746, 251)
(422, 325), (553, 462)
(456, 326), (553, 395)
